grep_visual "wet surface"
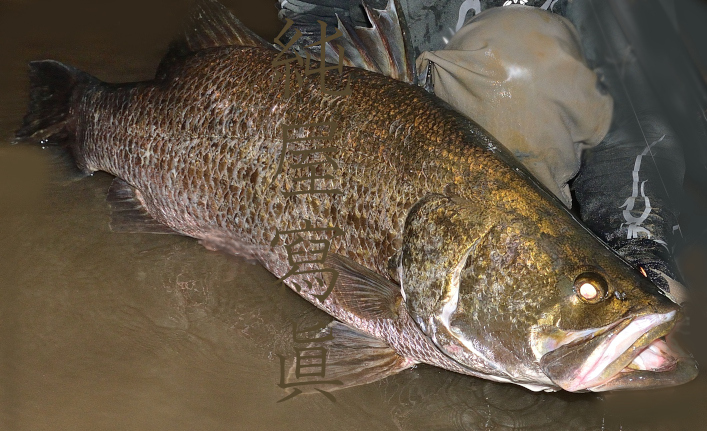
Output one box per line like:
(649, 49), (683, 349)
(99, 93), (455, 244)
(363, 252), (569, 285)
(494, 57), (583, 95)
(1, 1), (707, 430)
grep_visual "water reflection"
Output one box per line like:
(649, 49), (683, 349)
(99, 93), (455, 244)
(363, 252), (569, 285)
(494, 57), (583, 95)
(1, 146), (706, 430)
(382, 370), (599, 430)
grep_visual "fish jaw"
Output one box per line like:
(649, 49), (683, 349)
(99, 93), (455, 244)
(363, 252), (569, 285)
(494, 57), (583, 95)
(536, 310), (698, 392)
(589, 334), (699, 391)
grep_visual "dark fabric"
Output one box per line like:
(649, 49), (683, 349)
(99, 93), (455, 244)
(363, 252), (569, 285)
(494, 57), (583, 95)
(277, 0), (387, 53)
(564, 0), (691, 288)
(401, 0), (567, 58)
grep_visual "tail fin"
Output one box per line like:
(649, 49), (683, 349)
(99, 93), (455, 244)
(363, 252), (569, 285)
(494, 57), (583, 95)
(15, 60), (97, 146)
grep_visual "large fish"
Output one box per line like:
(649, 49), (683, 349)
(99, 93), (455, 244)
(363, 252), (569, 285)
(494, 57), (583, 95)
(15, 0), (697, 392)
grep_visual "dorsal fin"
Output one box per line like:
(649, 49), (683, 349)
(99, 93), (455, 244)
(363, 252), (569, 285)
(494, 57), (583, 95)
(180, 0), (272, 52)
(157, 0), (274, 77)
(282, 0), (416, 84)
(183, 0), (272, 50)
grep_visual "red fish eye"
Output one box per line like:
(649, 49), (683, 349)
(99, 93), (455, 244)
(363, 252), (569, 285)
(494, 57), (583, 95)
(574, 272), (608, 303)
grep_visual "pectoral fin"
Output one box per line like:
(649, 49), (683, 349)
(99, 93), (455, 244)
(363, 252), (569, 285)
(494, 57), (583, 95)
(325, 253), (402, 320)
(279, 320), (414, 398)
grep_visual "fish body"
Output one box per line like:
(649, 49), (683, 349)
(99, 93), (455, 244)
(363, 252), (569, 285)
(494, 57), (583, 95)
(16, 0), (697, 392)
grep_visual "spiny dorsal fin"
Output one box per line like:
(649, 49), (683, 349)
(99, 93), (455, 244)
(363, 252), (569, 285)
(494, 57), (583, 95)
(328, 15), (381, 72)
(326, 253), (402, 320)
(278, 0), (415, 83)
(331, 0), (415, 83)
(354, 0), (414, 82)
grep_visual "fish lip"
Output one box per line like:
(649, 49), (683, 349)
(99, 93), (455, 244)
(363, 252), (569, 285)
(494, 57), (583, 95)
(539, 310), (697, 392)
(570, 311), (675, 391)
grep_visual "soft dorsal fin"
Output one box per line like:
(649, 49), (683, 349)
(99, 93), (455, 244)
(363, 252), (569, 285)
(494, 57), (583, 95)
(178, 0), (272, 52)
(157, 0), (274, 77)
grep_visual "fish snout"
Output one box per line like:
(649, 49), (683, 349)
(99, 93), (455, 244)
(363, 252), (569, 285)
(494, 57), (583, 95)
(538, 310), (697, 391)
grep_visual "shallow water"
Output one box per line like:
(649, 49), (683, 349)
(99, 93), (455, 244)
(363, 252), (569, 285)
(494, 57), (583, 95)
(1, 1), (707, 430)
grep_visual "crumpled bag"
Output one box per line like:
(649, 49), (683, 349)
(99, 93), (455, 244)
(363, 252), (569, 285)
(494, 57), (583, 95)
(417, 5), (613, 207)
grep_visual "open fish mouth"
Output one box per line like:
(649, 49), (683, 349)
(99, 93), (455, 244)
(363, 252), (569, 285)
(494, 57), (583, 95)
(538, 311), (699, 392)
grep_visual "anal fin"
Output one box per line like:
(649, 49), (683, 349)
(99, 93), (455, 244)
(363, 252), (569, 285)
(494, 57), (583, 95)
(198, 231), (268, 264)
(107, 178), (177, 234)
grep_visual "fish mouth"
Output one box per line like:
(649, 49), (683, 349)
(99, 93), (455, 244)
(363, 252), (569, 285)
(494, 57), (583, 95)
(538, 311), (698, 392)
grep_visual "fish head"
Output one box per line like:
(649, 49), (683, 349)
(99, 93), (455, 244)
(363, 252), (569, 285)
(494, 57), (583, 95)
(529, 235), (698, 392)
(401, 195), (697, 391)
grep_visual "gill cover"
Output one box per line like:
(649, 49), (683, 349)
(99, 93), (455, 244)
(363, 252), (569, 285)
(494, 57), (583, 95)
(398, 193), (518, 379)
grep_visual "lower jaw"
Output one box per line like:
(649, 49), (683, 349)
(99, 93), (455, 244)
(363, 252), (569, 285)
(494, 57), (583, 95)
(586, 355), (698, 391)
(565, 316), (682, 391)
(584, 334), (698, 391)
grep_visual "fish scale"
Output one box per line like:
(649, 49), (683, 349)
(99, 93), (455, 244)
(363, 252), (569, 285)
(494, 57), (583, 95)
(76, 46), (510, 279)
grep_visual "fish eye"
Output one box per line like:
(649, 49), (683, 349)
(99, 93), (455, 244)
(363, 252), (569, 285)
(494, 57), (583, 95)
(573, 272), (608, 304)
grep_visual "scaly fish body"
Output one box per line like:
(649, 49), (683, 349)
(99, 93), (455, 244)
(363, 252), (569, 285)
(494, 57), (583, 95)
(16, 1), (697, 392)
(76, 45), (514, 376)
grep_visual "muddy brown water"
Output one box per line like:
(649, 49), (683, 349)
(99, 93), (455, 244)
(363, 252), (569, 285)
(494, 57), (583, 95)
(1, 1), (707, 430)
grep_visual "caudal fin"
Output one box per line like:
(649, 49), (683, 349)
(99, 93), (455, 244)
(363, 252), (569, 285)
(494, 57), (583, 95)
(15, 60), (97, 146)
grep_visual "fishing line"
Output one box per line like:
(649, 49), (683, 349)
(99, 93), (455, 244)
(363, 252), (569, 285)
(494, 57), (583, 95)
(587, 0), (682, 239)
